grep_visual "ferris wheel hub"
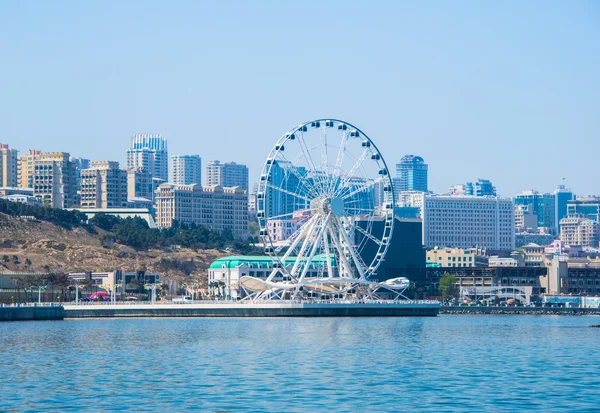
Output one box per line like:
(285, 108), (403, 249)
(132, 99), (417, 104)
(310, 196), (345, 217)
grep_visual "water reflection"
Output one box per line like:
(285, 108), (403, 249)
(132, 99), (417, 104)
(1, 315), (599, 412)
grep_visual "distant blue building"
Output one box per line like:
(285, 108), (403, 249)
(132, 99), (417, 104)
(514, 190), (556, 230)
(395, 155), (428, 192)
(554, 185), (574, 230)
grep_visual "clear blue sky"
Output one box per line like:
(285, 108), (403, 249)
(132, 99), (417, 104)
(1, 1), (598, 196)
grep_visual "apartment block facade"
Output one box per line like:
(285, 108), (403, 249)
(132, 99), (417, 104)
(127, 167), (154, 201)
(155, 183), (248, 237)
(405, 194), (515, 251)
(18, 151), (77, 208)
(560, 215), (599, 248)
(126, 134), (168, 181)
(80, 161), (128, 209)
(169, 155), (202, 185)
(206, 160), (249, 191)
(0, 144), (18, 187)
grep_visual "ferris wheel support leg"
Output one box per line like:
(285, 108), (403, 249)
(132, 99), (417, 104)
(326, 220), (353, 280)
(266, 214), (318, 283)
(288, 215), (321, 281)
(293, 213), (330, 300)
(332, 215), (367, 280)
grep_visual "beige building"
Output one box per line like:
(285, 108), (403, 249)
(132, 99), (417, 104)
(18, 151), (77, 208)
(17, 149), (41, 189)
(426, 247), (487, 268)
(155, 183), (248, 237)
(515, 204), (538, 232)
(560, 215), (599, 248)
(0, 144), (19, 187)
(127, 167), (154, 201)
(520, 242), (545, 267)
(80, 161), (128, 209)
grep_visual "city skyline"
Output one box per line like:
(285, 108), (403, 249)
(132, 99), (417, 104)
(1, 2), (598, 197)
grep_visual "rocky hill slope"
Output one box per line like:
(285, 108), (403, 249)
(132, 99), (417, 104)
(0, 213), (227, 286)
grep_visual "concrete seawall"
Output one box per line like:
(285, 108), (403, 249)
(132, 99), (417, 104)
(440, 306), (600, 315)
(64, 302), (439, 318)
(0, 305), (65, 321)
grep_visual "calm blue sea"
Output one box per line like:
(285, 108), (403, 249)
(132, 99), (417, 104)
(1, 315), (599, 412)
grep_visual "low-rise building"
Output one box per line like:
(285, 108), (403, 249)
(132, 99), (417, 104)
(426, 247), (487, 268)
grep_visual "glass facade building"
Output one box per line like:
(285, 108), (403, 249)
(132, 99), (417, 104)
(395, 155), (428, 192)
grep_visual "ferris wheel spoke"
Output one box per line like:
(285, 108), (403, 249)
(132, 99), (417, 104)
(265, 183), (312, 204)
(351, 221), (384, 246)
(330, 130), (350, 194)
(341, 177), (384, 201)
(297, 130), (328, 195)
(319, 126), (329, 185)
(273, 152), (321, 199)
(333, 148), (371, 198)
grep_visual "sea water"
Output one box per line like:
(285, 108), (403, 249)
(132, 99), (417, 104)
(1, 315), (599, 412)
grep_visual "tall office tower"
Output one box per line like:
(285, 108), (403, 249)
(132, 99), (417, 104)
(554, 185), (574, 232)
(127, 167), (154, 201)
(206, 160), (249, 191)
(155, 183), (248, 237)
(17, 149), (42, 188)
(169, 155), (202, 185)
(404, 193), (515, 251)
(395, 155), (428, 192)
(30, 152), (77, 208)
(126, 134), (168, 181)
(0, 144), (19, 187)
(514, 190), (556, 230)
(80, 161), (128, 209)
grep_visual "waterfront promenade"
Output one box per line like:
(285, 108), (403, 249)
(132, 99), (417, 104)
(63, 300), (440, 318)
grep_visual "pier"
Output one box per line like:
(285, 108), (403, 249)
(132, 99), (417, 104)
(64, 301), (440, 318)
(0, 305), (64, 321)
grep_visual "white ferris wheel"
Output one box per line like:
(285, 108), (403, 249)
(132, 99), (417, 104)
(240, 119), (410, 301)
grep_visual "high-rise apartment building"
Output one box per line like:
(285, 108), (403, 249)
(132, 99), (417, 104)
(395, 155), (428, 192)
(17, 149), (42, 189)
(0, 144), (19, 187)
(155, 183), (248, 237)
(126, 134), (168, 181)
(127, 167), (154, 201)
(403, 193), (515, 250)
(25, 152), (77, 208)
(206, 160), (249, 191)
(80, 161), (128, 209)
(169, 155), (201, 185)
(560, 215), (599, 248)
(514, 190), (556, 230)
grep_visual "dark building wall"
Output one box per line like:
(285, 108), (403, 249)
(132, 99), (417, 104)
(358, 217), (426, 285)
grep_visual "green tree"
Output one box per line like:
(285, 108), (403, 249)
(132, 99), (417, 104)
(439, 273), (458, 303)
(1, 255), (8, 263)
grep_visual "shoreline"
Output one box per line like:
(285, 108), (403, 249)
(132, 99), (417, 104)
(440, 306), (600, 315)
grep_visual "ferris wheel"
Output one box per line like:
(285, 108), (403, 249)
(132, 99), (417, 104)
(241, 119), (409, 301)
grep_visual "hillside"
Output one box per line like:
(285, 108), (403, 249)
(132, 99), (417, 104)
(0, 213), (228, 286)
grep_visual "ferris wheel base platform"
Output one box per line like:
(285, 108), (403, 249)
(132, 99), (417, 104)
(63, 301), (440, 318)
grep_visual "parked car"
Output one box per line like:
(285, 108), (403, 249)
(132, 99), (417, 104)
(173, 296), (193, 303)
